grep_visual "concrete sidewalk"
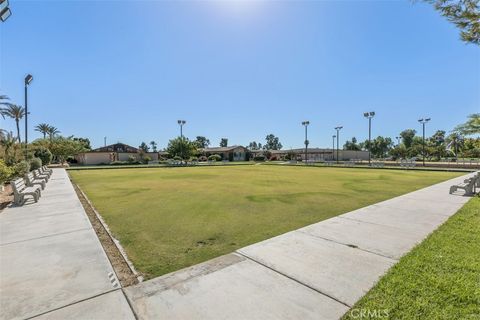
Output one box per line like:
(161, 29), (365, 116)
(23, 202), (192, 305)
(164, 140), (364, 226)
(124, 173), (474, 319)
(0, 169), (135, 320)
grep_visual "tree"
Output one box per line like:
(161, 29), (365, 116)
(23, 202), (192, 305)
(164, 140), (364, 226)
(248, 141), (262, 150)
(0, 104), (25, 142)
(48, 136), (87, 164)
(454, 113), (480, 135)
(400, 129), (417, 149)
(220, 138), (228, 147)
(194, 136), (210, 149)
(370, 136), (394, 158)
(343, 137), (361, 151)
(422, 0), (480, 45)
(264, 134), (283, 150)
(149, 141), (158, 152)
(72, 137), (91, 150)
(46, 126), (60, 141)
(139, 142), (149, 152)
(166, 137), (197, 159)
(35, 123), (51, 139)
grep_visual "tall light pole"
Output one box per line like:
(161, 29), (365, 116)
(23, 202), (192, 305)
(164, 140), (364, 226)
(302, 121), (310, 164)
(334, 126), (343, 164)
(332, 135), (336, 161)
(177, 120), (186, 159)
(363, 111), (375, 166)
(418, 118), (431, 166)
(24, 74), (33, 158)
(177, 120), (186, 138)
(104, 136), (107, 147)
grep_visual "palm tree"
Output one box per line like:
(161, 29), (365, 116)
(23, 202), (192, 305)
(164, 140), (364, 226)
(0, 104), (25, 142)
(46, 125), (60, 141)
(35, 123), (51, 139)
(0, 95), (11, 119)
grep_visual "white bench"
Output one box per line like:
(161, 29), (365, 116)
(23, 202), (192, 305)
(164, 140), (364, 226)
(449, 175), (477, 195)
(11, 178), (41, 205)
(25, 172), (46, 190)
(34, 169), (50, 182)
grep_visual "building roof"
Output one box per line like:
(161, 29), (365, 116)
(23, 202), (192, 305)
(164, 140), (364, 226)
(93, 143), (138, 153)
(200, 145), (247, 153)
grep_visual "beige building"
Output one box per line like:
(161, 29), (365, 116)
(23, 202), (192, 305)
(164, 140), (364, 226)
(76, 143), (159, 165)
(251, 148), (370, 161)
(200, 146), (249, 161)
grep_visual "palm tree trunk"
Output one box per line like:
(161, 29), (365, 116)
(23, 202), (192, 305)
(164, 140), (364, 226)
(43, 132), (46, 139)
(15, 119), (20, 143)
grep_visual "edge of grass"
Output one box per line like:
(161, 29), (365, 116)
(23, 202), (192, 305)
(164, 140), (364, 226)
(342, 196), (480, 320)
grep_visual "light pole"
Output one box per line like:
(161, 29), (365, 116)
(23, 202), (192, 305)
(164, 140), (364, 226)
(302, 121), (310, 164)
(104, 136), (107, 147)
(177, 120), (186, 138)
(177, 120), (186, 159)
(24, 74), (33, 159)
(0, 0), (12, 22)
(332, 135), (336, 161)
(418, 118), (431, 166)
(363, 111), (375, 166)
(334, 126), (343, 164)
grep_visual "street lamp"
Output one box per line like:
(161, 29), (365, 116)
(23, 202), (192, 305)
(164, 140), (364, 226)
(418, 118), (431, 166)
(177, 120), (186, 160)
(302, 121), (310, 164)
(0, 0), (12, 23)
(177, 120), (186, 138)
(363, 111), (375, 166)
(332, 135), (336, 161)
(24, 74), (33, 158)
(334, 126), (343, 164)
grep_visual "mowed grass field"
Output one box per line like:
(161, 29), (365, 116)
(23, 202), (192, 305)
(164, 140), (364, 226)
(69, 166), (461, 279)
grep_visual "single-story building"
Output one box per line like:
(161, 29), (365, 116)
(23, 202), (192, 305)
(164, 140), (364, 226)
(76, 143), (159, 165)
(250, 148), (370, 161)
(200, 146), (249, 161)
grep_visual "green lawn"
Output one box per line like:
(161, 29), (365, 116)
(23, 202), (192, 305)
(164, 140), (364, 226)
(343, 197), (480, 320)
(69, 166), (461, 279)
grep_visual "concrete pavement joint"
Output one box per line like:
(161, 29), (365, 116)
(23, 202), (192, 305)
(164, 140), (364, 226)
(236, 251), (353, 308)
(0, 227), (92, 247)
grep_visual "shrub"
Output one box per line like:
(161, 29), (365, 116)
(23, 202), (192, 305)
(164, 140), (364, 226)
(253, 155), (266, 162)
(34, 147), (53, 165)
(110, 161), (126, 165)
(29, 157), (42, 171)
(143, 155), (152, 164)
(208, 154), (222, 161)
(269, 156), (278, 161)
(0, 160), (13, 184)
(173, 156), (182, 161)
(13, 161), (30, 178)
(198, 156), (208, 162)
(127, 155), (137, 163)
(190, 156), (198, 162)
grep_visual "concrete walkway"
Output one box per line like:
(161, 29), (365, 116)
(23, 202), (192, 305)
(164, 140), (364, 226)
(0, 169), (135, 320)
(124, 173), (474, 319)
(0, 170), (474, 320)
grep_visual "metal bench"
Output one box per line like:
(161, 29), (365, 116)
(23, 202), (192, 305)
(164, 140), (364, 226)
(25, 172), (46, 190)
(11, 178), (41, 205)
(449, 176), (477, 195)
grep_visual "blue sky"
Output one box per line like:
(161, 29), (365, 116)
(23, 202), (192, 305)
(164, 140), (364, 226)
(1, 0), (478, 150)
